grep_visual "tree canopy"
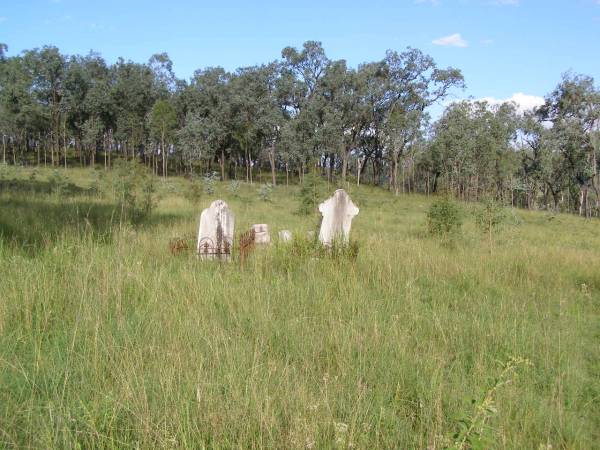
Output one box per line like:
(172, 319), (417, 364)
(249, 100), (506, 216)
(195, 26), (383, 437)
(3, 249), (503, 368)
(0, 42), (599, 215)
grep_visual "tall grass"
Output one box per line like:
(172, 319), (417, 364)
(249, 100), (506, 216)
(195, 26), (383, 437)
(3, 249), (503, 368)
(0, 167), (598, 448)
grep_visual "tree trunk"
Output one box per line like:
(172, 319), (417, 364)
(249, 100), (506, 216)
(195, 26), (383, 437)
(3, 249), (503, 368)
(392, 151), (399, 195)
(220, 148), (225, 181)
(63, 119), (68, 169)
(161, 131), (167, 178)
(341, 145), (350, 184)
(268, 144), (276, 186)
(248, 147), (253, 185)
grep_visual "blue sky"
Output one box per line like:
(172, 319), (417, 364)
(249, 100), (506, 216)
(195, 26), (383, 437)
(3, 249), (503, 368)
(1, 0), (599, 113)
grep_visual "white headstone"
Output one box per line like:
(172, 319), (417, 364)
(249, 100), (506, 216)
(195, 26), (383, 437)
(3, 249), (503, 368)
(252, 224), (270, 245)
(318, 189), (359, 246)
(278, 230), (292, 242)
(197, 200), (235, 260)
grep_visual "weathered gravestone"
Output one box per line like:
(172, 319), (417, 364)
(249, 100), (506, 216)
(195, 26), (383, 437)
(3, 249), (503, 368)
(251, 224), (271, 245)
(278, 230), (292, 242)
(197, 200), (235, 260)
(318, 189), (359, 246)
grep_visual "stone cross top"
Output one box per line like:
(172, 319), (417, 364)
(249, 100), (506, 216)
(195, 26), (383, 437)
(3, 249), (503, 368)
(318, 189), (359, 246)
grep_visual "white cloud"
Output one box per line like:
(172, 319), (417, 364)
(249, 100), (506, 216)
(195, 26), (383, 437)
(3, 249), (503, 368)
(432, 33), (468, 47)
(476, 93), (545, 114)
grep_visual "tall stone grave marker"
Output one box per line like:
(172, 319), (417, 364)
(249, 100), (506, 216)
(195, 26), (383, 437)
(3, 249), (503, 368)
(197, 200), (235, 260)
(318, 189), (359, 246)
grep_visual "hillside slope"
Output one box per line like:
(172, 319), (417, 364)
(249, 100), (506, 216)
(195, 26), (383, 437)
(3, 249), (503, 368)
(1, 168), (599, 448)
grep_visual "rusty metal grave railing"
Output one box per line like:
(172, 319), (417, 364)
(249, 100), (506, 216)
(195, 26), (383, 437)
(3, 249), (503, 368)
(197, 223), (232, 261)
(238, 228), (256, 267)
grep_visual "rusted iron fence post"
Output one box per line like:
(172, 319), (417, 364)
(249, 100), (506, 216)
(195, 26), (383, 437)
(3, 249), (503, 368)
(239, 228), (256, 267)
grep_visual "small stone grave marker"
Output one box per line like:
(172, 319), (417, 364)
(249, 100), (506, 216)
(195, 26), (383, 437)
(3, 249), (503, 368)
(278, 230), (292, 242)
(251, 224), (271, 245)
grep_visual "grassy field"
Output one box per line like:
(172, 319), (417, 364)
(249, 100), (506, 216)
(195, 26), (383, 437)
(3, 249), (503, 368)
(0, 166), (599, 449)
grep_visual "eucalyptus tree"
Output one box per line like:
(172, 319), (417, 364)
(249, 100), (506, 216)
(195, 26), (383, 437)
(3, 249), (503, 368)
(380, 48), (464, 194)
(183, 67), (232, 179)
(62, 52), (111, 165)
(429, 100), (518, 200)
(0, 53), (41, 164)
(148, 52), (178, 97)
(149, 99), (177, 177)
(255, 62), (286, 186)
(177, 112), (212, 174)
(23, 46), (67, 166)
(319, 59), (373, 183)
(230, 64), (284, 184)
(536, 73), (600, 215)
(280, 41), (331, 175)
(111, 58), (157, 166)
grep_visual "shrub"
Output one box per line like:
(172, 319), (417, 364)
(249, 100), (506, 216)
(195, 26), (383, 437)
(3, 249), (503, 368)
(48, 170), (71, 196)
(427, 196), (462, 238)
(183, 176), (203, 205)
(111, 160), (156, 225)
(228, 180), (241, 197)
(258, 183), (273, 202)
(297, 169), (322, 215)
(203, 171), (219, 195)
(89, 168), (105, 197)
(475, 197), (507, 246)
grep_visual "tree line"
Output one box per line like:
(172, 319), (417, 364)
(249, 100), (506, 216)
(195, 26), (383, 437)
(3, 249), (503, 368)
(0, 41), (599, 215)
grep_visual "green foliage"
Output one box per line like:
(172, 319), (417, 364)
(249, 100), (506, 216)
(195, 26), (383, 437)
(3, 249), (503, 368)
(203, 171), (218, 195)
(47, 170), (72, 196)
(271, 234), (360, 274)
(228, 180), (241, 197)
(258, 183), (273, 202)
(111, 160), (156, 225)
(449, 357), (533, 450)
(88, 168), (105, 197)
(427, 196), (462, 238)
(0, 170), (599, 449)
(297, 169), (323, 215)
(475, 197), (508, 244)
(0, 163), (16, 185)
(149, 100), (177, 140)
(183, 176), (203, 205)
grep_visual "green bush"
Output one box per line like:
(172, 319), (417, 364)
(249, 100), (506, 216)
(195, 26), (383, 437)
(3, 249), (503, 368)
(89, 168), (105, 197)
(228, 180), (241, 197)
(111, 160), (156, 225)
(258, 183), (273, 202)
(297, 169), (323, 215)
(427, 196), (462, 238)
(203, 171), (219, 195)
(183, 176), (203, 205)
(48, 170), (71, 196)
(475, 197), (507, 245)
